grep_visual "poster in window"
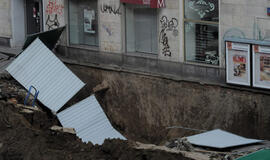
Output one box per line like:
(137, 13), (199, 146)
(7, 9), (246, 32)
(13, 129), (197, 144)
(84, 9), (95, 34)
(252, 45), (270, 89)
(226, 42), (251, 86)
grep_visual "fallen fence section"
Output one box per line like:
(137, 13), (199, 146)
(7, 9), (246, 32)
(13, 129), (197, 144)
(6, 38), (85, 113)
(57, 95), (126, 145)
(187, 129), (263, 149)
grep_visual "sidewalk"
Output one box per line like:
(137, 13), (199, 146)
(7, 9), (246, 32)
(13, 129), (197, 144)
(0, 46), (21, 76)
(0, 46), (21, 57)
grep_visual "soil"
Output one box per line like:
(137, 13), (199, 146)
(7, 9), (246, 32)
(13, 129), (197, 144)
(66, 64), (270, 145)
(0, 78), (192, 160)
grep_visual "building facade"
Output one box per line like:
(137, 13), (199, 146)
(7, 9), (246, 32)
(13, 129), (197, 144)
(0, 0), (65, 48)
(1, 0), (270, 87)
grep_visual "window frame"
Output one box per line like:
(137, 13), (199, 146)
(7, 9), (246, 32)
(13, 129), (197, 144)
(124, 3), (159, 55)
(67, 0), (99, 48)
(183, 0), (220, 67)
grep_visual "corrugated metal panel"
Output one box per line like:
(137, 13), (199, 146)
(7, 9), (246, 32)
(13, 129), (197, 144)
(57, 95), (126, 145)
(187, 129), (263, 149)
(6, 38), (85, 112)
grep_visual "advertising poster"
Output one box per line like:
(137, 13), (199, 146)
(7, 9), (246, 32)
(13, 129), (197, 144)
(252, 45), (270, 89)
(226, 42), (251, 86)
(84, 9), (95, 34)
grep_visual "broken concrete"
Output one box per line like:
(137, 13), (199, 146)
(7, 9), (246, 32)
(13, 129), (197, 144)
(135, 142), (209, 160)
(166, 137), (194, 151)
(50, 125), (76, 135)
(93, 80), (109, 93)
(15, 104), (42, 112)
(20, 109), (34, 114)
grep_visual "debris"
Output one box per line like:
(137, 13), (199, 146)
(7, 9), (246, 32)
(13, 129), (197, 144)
(20, 109), (34, 114)
(187, 129), (263, 149)
(50, 125), (76, 135)
(93, 80), (109, 93)
(6, 38), (85, 113)
(22, 26), (65, 50)
(135, 141), (209, 160)
(209, 153), (233, 160)
(8, 98), (17, 105)
(57, 95), (126, 145)
(166, 137), (194, 151)
(15, 104), (42, 112)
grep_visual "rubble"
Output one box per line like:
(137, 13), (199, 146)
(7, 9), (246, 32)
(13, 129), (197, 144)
(1, 72), (270, 159)
(166, 137), (194, 151)
(15, 104), (42, 112)
(0, 78), (193, 160)
(20, 109), (34, 114)
(93, 80), (110, 93)
(50, 125), (76, 135)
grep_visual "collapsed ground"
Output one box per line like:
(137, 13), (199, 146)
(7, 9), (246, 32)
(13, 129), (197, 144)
(0, 78), (193, 160)
(1, 67), (269, 160)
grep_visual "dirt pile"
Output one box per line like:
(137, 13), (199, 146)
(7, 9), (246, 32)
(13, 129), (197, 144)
(0, 79), (192, 160)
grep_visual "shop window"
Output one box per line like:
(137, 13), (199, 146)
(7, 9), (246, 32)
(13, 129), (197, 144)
(125, 4), (158, 54)
(184, 0), (219, 65)
(69, 0), (98, 46)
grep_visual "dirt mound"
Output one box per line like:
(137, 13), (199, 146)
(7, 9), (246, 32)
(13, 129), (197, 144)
(0, 79), (192, 160)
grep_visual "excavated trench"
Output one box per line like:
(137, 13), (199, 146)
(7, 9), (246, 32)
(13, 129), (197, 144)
(1, 63), (270, 159)
(0, 78), (192, 160)
(66, 64), (270, 144)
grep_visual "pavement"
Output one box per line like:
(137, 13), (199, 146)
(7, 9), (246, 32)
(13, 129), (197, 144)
(0, 46), (21, 77)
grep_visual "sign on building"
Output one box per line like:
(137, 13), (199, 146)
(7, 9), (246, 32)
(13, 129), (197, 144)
(226, 42), (251, 86)
(252, 45), (270, 89)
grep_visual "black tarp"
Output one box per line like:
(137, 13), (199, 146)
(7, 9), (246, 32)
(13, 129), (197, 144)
(22, 26), (65, 50)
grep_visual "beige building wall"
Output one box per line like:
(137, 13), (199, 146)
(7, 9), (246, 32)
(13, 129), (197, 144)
(43, 0), (66, 31)
(158, 0), (182, 62)
(0, 0), (11, 38)
(220, 0), (270, 67)
(99, 0), (123, 53)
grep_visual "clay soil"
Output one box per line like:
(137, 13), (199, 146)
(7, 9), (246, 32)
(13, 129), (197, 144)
(0, 79), (192, 160)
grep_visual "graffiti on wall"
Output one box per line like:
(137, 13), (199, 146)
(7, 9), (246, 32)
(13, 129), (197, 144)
(159, 16), (178, 57)
(100, 3), (121, 15)
(45, 0), (64, 30)
(102, 24), (113, 36)
(46, 15), (60, 30)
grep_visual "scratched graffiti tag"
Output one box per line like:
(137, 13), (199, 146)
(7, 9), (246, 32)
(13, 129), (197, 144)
(100, 3), (121, 15)
(159, 16), (179, 57)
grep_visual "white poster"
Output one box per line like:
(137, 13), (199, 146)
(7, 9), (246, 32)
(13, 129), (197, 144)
(84, 9), (95, 34)
(252, 45), (270, 89)
(226, 42), (251, 86)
